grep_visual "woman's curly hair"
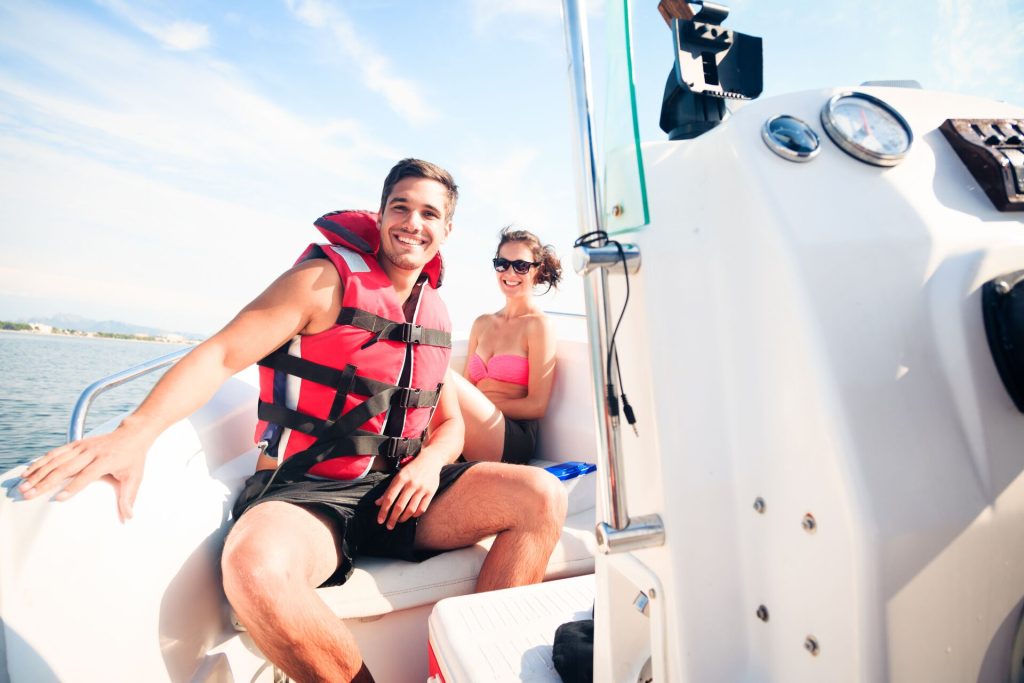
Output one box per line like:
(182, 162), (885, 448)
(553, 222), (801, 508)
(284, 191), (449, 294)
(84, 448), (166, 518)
(496, 226), (562, 292)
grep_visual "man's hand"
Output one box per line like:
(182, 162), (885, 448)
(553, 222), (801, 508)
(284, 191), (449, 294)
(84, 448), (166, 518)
(375, 455), (443, 530)
(17, 424), (153, 523)
(372, 373), (464, 529)
(14, 260), (341, 521)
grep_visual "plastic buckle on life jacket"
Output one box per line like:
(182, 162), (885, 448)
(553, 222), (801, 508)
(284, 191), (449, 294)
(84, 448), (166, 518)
(398, 323), (424, 344)
(380, 437), (407, 472)
(397, 387), (422, 408)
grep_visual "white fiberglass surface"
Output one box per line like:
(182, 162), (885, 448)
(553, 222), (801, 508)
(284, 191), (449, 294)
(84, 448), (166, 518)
(593, 88), (1024, 681)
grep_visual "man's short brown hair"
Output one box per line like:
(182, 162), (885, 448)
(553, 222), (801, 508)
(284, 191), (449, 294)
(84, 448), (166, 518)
(379, 158), (459, 220)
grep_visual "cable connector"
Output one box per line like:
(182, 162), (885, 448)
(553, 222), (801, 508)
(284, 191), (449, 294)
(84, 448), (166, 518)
(621, 394), (639, 437)
(606, 384), (619, 416)
(606, 384), (620, 427)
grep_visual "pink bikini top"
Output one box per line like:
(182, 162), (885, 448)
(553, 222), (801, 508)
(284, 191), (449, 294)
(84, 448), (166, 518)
(467, 353), (529, 386)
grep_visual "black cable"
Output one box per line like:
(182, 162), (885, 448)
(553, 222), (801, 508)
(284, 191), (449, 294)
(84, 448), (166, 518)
(573, 230), (638, 435)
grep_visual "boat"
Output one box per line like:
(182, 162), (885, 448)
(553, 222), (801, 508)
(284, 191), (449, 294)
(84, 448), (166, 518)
(4, 0), (1024, 680)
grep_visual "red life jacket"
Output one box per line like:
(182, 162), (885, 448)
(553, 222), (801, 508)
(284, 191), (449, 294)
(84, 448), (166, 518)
(254, 210), (451, 481)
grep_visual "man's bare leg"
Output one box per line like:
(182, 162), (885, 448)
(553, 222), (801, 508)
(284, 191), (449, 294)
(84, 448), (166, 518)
(415, 463), (567, 590)
(221, 501), (373, 683)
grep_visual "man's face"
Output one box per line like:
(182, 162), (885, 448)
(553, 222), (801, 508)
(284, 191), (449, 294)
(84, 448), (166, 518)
(377, 177), (452, 276)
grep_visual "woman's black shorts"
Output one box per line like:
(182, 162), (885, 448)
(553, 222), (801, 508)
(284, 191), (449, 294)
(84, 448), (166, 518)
(502, 418), (539, 464)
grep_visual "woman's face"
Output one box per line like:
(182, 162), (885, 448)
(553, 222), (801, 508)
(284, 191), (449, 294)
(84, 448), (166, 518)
(495, 241), (538, 298)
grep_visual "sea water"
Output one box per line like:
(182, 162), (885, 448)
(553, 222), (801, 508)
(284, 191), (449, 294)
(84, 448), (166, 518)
(0, 331), (190, 472)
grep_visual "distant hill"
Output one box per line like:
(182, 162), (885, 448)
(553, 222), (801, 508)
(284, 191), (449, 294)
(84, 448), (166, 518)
(20, 313), (206, 341)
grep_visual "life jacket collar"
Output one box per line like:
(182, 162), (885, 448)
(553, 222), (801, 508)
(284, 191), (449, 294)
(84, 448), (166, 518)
(313, 210), (445, 288)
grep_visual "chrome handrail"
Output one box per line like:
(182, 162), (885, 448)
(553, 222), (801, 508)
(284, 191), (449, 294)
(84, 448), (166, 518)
(561, 0), (663, 552)
(561, 0), (629, 529)
(67, 347), (191, 442)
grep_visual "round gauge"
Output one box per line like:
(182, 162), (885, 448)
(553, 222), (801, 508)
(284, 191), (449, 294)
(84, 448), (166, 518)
(820, 92), (913, 166)
(761, 115), (820, 162)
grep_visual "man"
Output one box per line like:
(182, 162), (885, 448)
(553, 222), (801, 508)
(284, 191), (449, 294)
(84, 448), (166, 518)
(18, 159), (568, 682)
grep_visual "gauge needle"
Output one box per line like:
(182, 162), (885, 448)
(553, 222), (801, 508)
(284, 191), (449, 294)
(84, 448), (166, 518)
(860, 109), (872, 134)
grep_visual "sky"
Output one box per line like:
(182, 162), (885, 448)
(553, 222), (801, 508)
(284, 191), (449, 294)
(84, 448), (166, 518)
(0, 0), (1021, 337)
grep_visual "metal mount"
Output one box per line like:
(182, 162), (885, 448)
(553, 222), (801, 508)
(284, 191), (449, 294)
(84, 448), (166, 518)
(573, 243), (642, 276)
(597, 514), (666, 554)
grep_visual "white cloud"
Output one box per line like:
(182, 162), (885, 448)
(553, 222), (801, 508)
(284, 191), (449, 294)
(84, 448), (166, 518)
(467, 0), (604, 32)
(471, 0), (564, 25)
(0, 1), (400, 196)
(95, 0), (211, 51)
(284, 0), (440, 125)
(0, 0), (585, 334)
(0, 135), (304, 334)
(932, 0), (1024, 103)
(156, 20), (211, 51)
(441, 145), (584, 335)
(0, 1), (412, 331)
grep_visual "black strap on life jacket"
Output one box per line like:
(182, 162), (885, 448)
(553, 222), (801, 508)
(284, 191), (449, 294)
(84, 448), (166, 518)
(337, 307), (451, 349)
(272, 430), (423, 485)
(257, 344), (443, 481)
(257, 349), (442, 411)
(257, 380), (442, 438)
(255, 279), (448, 482)
(258, 376), (440, 484)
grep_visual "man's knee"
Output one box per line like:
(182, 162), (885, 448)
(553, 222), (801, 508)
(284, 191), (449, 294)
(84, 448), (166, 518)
(221, 508), (321, 608)
(222, 525), (289, 605)
(519, 467), (568, 532)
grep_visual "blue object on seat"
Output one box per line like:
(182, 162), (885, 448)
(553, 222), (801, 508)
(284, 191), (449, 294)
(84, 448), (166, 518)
(545, 461), (597, 480)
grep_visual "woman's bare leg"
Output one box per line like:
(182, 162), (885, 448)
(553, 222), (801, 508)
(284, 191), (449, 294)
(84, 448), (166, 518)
(449, 372), (506, 461)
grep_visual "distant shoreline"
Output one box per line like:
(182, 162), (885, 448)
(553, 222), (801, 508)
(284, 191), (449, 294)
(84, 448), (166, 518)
(0, 322), (200, 345)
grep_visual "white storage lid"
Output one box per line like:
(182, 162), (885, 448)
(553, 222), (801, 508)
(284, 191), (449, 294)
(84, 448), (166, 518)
(428, 574), (594, 682)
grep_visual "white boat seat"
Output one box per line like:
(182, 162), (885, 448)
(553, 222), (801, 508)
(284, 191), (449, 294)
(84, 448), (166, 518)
(317, 505), (597, 620)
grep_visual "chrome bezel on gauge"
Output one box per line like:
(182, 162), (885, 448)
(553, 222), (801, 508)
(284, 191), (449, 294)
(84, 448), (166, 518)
(820, 91), (913, 167)
(761, 114), (821, 162)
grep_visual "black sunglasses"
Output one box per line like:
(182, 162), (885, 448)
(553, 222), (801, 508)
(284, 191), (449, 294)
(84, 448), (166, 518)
(492, 257), (540, 275)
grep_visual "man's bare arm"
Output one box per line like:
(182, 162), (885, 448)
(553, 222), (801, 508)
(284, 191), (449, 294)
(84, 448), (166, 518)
(18, 260), (342, 521)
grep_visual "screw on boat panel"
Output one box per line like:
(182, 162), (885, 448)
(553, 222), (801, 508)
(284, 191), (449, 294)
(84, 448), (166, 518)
(756, 605), (769, 622)
(611, 203), (624, 217)
(802, 513), (817, 533)
(804, 635), (820, 656)
(753, 497), (766, 514)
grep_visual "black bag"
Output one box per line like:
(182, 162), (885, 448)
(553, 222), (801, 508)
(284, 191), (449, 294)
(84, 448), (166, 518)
(552, 618), (593, 683)
(982, 269), (1024, 413)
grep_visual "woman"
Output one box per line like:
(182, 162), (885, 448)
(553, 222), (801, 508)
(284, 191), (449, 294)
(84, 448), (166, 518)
(453, 227), (562, 463)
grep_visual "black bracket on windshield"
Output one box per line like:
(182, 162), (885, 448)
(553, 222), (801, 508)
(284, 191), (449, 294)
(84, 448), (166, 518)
(658, 1), (763, 140)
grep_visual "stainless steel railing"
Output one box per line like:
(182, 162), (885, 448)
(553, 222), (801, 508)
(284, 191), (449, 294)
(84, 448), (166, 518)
(561, 0), (627, 531)
(560, 0), (663, 553)
(67, 347), (190, 442)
